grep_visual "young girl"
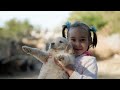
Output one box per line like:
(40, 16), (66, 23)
(54, 21), (98, 79)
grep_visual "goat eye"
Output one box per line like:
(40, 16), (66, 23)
(59, 41), (63, 43)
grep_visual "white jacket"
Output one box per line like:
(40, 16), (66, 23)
(69, 55), (98, 79)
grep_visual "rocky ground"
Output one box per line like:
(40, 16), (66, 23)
(98, 54), (120, 79)
(0, 70), (39, 79)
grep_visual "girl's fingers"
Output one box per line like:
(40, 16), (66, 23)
(54, 58), (66, 71)
(55, 59), (61, 65)
(65, 64), (75, 71)
(57, 61), (64, 67)
(48, 53), (52, 58)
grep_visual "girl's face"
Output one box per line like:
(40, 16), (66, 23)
(68, 27), (90, 56)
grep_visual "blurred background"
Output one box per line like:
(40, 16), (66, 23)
(0, 11), (120, 79)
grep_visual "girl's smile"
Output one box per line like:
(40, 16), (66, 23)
(74, 48), (83, 51)
(68, 27), (90, 56)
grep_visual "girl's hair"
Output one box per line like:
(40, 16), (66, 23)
(62, 21), (97, 48)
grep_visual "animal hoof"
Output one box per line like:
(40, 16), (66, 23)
(22, 46), (31, 54)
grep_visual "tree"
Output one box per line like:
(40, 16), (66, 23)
(0, 18), (33, 41)
(67, 11), (108, 30)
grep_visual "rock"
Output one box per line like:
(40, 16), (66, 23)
(91, 34), (120, 60)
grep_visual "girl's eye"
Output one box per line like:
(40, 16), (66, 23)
(71, 39), (76, 42)
(80, 39), (86, 42)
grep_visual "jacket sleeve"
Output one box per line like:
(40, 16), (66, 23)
(69, 57), (98, 79)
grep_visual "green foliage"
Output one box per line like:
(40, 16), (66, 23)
(68, 11), (108, 30)
(0, 18), (33, 41)
(67, 11), (120, 34)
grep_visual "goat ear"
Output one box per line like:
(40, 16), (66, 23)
(64, 43), (74, 54)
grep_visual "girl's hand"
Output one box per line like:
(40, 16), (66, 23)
(65, 64), (75, 76)
(54, 58), (75, 76)
(54, 58), (66, 70)
(48, 53), (52, 58)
